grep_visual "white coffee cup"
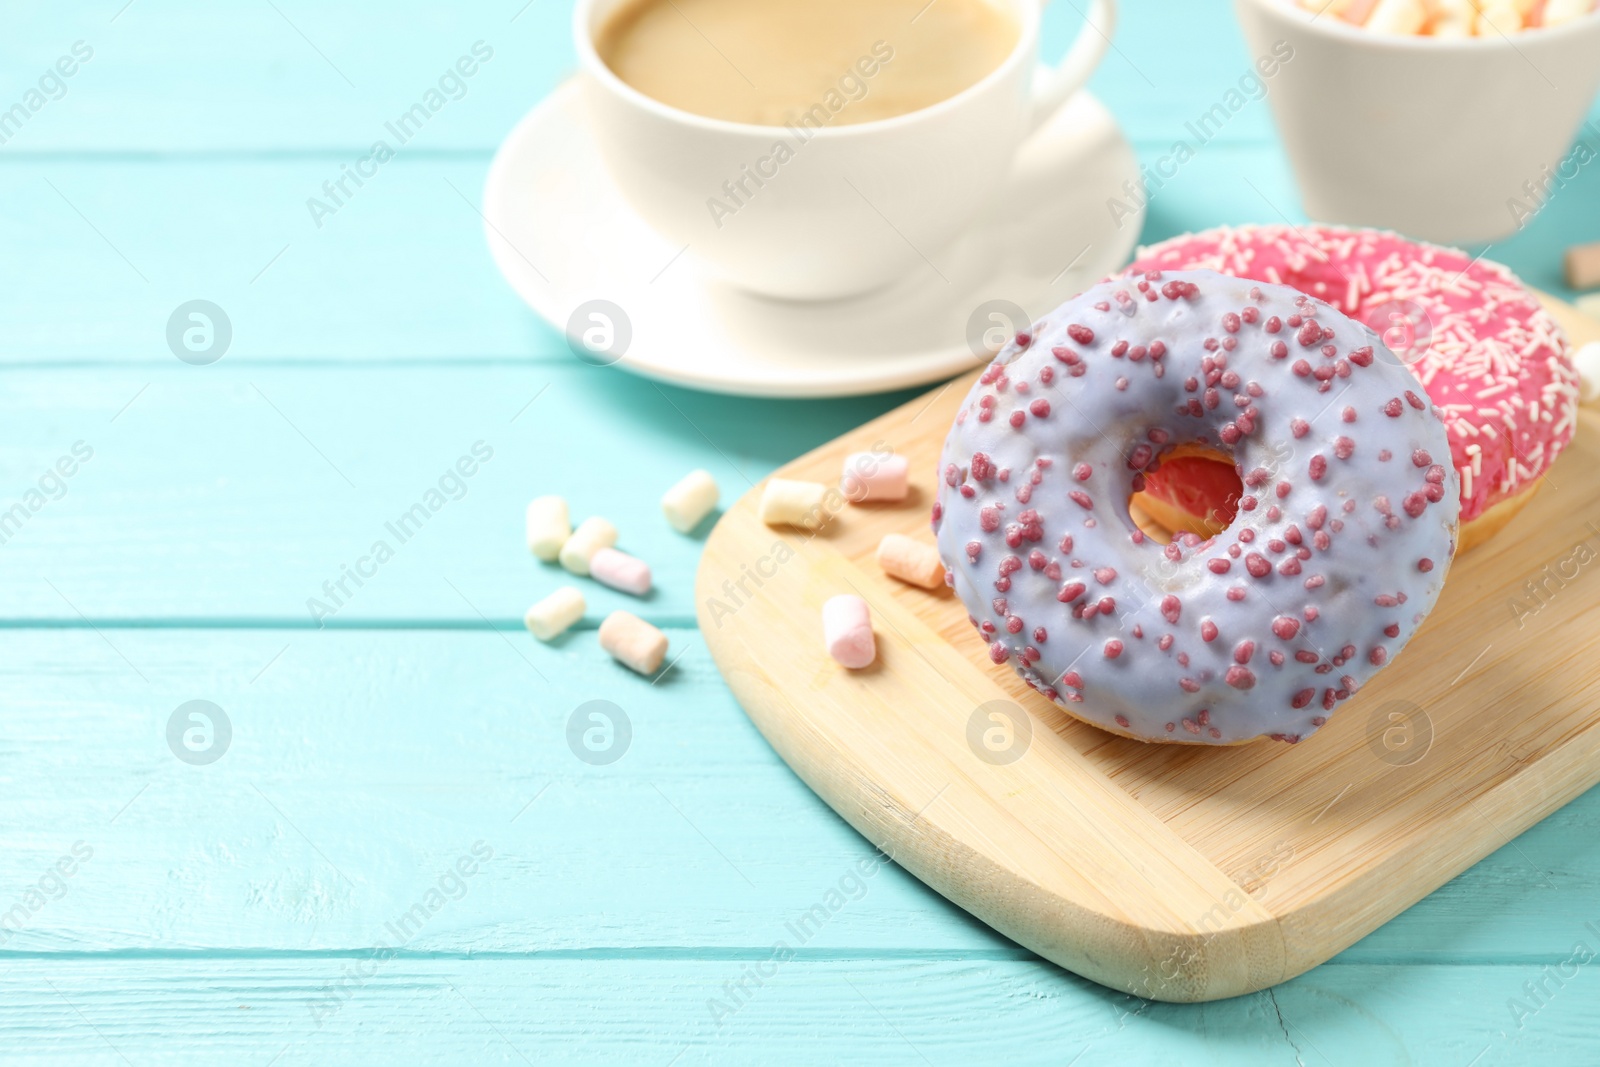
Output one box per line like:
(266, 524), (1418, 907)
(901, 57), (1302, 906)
(574, 0), (1118, 300)
(1235, 0), (1600, 245)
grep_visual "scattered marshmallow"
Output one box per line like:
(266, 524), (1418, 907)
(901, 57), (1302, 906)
(525, 586), (585, 641)
(662, 469), (719, 533)
(759, 478), (830, 530)
(822, 595), (876, 669)
(559, 516), (618, 576)
(877, 534), (946, 589)
(841, 452), (909, 503)
(590, 546), (652, 596)
(1567, 240), (1600, 292)
(1575, 342), (1600, 405)
(599, 610), (669, 675)
(526, 496), (571, 561)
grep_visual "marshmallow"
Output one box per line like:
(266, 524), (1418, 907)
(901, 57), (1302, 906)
(590, 546), (652, 596)
(1575, 342), (1600, 405)
(1567, 240), (1600, 291)
(559, 516), (617, 575)
(822, 595), (875, 669)
(526, 496), (571, 561)
(841, 452), (909, 503)
(1476, 2), (1525, 33)
(599, 610), (669, 675)
(524, 586), (585, 641)
(1428, 0), (1475, 35)
(1544, 0), (1596, 26)
(1364, 0), (1426, 32)
(662, 469), (719, 533)
(759, 478), (831, 530)
(877, 534), (946, 589)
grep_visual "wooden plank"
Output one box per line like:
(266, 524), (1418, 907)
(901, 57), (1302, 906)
(0, 363), (906, 622)
(0, 626), (1593, 961)
(0, 148), (1592, 365)
(0, 0), (1282, 154)
(699, 299), (1600, 1000)
(0, 959), (1593, 1065)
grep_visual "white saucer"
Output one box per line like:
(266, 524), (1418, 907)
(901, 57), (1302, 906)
(482, 79), (1146, 398)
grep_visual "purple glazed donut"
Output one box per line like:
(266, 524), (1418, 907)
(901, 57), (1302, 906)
(932, 269), (1461, 745)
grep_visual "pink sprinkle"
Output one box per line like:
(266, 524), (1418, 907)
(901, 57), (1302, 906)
(1225, 666), (1256, 690)
(1104, 639), (1124, 659)
(1057, 581), (1086, 603)
(1271, 616), (1300, 640)
(1309, 455), (1327, 481)
(1068, 324), (1095, 344)
(1161, 595), (1181, 623)
(1201, 620), (1219, 642)
(1369, 647), (1388, 666)
(1234, 640), (1255, 664)
(1093, 567), (1118, 584)
(1418, 558), (1434, 572)
(1030, 399), (1051, 418)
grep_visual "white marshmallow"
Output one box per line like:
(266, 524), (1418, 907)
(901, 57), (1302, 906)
(822, 595), (875, 669)
(1544, 0), (1596, 26)
(877, 534), (946, 589)
(1476, 2), (1525, 33)
(599, 610), (669, 675)
(590, 546), (652, 596)
(1574, 342), (1600, 405)
(759, 478), (832, 530)
(1365, 0), (1426, 33)
(841, 452), (910, 503)
(524, 586), (584, 641)
(559, 517), (617, 576)
(661, 469), (719, 533)
(1428, 0), (1475, 35)
(526, 496), (571, 561)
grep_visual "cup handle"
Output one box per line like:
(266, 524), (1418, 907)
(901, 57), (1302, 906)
(1027, 0), (1118, 135)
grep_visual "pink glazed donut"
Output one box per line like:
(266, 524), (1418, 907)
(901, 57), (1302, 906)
(1127, 225), (1579, 550)
(933, 270), (1460, 745)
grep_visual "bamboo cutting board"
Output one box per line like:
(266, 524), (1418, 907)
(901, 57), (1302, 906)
(697, 298), (1600, 1003)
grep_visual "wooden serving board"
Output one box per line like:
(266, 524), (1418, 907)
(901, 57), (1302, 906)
(697, 298), (1600, 1003)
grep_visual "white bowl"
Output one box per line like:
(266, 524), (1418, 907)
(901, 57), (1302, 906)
(1234, 0), (1600, 244)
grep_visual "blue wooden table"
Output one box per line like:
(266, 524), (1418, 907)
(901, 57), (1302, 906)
(4, 1), (1599, 1062)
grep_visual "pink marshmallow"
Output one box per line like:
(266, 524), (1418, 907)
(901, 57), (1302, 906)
(841, 452), (909, 503)
(822, 594), (876, 669)
(589, 547), (652, 596)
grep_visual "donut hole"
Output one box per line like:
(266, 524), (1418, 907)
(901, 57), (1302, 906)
(1129, 445), (1243, 544)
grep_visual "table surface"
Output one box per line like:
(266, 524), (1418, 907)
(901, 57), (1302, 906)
(4, 1), (1599, 1063)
